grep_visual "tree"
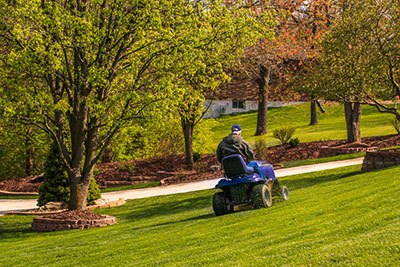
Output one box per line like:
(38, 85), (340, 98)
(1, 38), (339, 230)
(0, 0), (213, 209)
(0, 114), (49, 180)
(239, 0), (337, 135)
(38, 142), (100, 207)
(172, 1), (270, 168)
(309, 0), (400, 142)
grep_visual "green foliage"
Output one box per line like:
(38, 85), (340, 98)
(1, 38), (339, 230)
(254, 139), (268, 160)
(272, 127), (296, 144)
(117, 163), (136, 174)
(37, 143), (69, 207)
(288, 137), (300, 148)
(392, 119), (400, 134)
(3, 0), (257, 207)
(2, 166), (400, 266)
(87, 177), (101, 205)
(192, 152), (201, 162)
(309, 0), (400, 108)
(0, 119), (49, 180)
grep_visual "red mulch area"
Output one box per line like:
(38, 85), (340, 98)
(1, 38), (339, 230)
(43, 210), (106, 220)
(1, 134), (399, 193)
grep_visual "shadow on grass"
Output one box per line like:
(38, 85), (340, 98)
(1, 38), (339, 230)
(124, 195), (212, 221)
(0, 221), (34, 239)
(284, 169), (363, 191)
(130, 213), (215, 231)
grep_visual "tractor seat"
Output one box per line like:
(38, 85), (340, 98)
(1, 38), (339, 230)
(221, 154), (254, 179)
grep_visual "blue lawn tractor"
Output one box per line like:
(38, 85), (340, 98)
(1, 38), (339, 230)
(213, 154), (289, 216)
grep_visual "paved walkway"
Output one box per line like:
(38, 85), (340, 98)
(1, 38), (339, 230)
(0, 157), (364, 215)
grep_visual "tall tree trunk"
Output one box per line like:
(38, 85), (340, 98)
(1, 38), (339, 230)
(25, 127), (34, 176)
(182, 121), (194, 169)
(344, 101), (361, 143)
(309, 100), (318, 125)
(69, 171), (90, 210)
(255, 64), (270, 136)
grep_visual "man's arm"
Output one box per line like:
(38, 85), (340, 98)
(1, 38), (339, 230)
(243, 141), (254, 161)
(216, 143), (223, 163)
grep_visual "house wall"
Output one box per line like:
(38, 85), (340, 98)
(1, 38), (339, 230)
(203, 100), (304, 118)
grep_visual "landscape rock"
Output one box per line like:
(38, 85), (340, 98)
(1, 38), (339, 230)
(39, 202), (68, 212)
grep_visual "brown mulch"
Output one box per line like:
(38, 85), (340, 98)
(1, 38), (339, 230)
(42, 210), (106, 220)
(1, 134), (399, 193)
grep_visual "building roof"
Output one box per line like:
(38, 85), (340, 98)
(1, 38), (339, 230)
(206, 75), (304, 102)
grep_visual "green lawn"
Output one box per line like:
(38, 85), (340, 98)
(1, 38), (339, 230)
(200, 102), (397, 151)
(1, 165), (399, 266)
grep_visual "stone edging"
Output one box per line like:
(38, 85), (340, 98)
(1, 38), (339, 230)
(0, 190), (38, 196)
(32, 214), (117, 232)
(319, 146), (378, 157)
(362, 150), (400, 171)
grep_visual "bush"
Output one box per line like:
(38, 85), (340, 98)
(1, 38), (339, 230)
(254, 139), (268, 160)
(272, 127), (296, 144)
(38, 143), (101, 207)
(38, 143), (70, 207)
(192, 152), (201, 162)
(288, 137), (300, 148)
(87, 177), (101, 205)
(392, 119), (400, 134)
(118, 162), (136, 173)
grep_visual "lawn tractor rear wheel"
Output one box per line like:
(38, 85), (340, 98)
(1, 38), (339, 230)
(252, 184), (272, 209)
(213, 192), (233, 216)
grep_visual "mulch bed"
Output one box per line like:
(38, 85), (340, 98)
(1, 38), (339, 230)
(43, 210), (106, 220)
(1, 134), (399, 193)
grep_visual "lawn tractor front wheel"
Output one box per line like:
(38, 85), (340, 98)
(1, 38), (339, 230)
(252, 184), (272, 209)
(281, 186), (289, 201)
(213, 192), (233, 216)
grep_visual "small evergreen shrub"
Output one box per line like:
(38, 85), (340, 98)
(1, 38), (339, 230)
(288, 137), (300, 148)
(38, 142), (101, 207)
(272, 127), (296, 144)
(87, 177), (101, 205)
(193, 152), (201, 162)
(38, 143), (69, 207)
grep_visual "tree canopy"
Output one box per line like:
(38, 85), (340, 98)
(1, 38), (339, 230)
(0, 0), (270, 208)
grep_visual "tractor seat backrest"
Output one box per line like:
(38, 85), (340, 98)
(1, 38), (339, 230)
(221, 154), (254, 179)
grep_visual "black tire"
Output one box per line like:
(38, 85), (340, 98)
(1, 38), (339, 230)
(281, 186), (289, 201)
(213, 192), (233, 216)
(252, 184), (272, 209)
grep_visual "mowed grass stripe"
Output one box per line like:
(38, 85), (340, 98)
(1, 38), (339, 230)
(1, 165), (399, 266)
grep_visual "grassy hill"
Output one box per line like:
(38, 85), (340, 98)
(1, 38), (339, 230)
(1, 165), (399, 266)
(199, 102), (397, 152)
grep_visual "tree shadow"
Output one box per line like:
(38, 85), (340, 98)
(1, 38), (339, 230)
(0, 224), (34, 240)
(123, 194), (212, 220)
(129, 213), (215, 231)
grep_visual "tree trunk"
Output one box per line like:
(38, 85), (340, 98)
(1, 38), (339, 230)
(344, 101), (361, 143)
(69, 170), (91, 210)
(182, 121), (194, 169)
(25, 128), (34, 176)
(309, 100), (318, 125)
(255, 65), (270, 136)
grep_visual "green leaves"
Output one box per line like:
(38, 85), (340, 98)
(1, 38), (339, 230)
(311, 0), (400, 102)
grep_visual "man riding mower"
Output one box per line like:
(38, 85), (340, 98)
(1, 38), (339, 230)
(213, 124), (288, 216)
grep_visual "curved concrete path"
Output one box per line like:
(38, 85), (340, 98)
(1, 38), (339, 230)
(0, 157), (364, 215)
